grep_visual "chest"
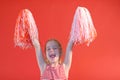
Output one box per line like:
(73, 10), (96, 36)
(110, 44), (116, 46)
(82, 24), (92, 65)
(41, 64), (66, 79)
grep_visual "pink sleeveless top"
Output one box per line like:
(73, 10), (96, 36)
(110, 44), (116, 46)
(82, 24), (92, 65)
(41, 64), (67, 80)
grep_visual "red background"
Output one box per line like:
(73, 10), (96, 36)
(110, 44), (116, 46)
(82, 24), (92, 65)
(0, 0), (120, 80)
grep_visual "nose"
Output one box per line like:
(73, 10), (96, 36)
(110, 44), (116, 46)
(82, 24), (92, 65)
(49, 48), (54, 52)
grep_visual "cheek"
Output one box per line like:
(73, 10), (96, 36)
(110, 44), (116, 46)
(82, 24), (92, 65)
(57, 50), (61, 56)
(56, 52), (60, 57)
(46, 52), (49, 58)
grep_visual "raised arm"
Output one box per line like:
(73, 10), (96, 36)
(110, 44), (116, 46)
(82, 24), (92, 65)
(32, 39), (46, 73)
(63, 39), (74, 72)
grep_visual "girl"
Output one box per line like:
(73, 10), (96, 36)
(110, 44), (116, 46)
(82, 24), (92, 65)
(14, 7), (97, 80)
(32, 38), (73, 80)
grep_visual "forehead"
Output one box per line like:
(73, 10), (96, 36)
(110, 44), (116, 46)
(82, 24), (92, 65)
(46, 40), (59, 47)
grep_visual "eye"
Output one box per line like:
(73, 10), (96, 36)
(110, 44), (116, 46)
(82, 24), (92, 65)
(46, 48), (50, 51)
(53, 47), (57, 49)
(53, 47), (58, 50)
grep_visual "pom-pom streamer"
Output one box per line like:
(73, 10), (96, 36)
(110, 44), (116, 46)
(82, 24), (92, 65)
(70, 7), (97, 46)
(14, 9), (38, 49)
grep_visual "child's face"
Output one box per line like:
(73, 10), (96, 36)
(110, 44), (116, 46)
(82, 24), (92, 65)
(46, 41), (60, 64)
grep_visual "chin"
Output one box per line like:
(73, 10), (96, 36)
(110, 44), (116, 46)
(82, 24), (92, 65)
(50, 60), (59, 64)
(47, 57), (59, 64)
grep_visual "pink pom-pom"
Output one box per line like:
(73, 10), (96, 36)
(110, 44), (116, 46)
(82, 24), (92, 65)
(14, 9), (38, 49)
(70, 7), (97, 46)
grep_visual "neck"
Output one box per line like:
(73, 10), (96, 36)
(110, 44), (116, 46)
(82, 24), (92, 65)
(50, 62), (59, 67)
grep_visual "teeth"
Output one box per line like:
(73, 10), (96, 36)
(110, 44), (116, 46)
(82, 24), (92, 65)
(50, 54), (56, 58)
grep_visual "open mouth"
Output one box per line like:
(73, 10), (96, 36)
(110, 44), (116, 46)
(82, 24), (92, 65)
(49, 54), (56, 58)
